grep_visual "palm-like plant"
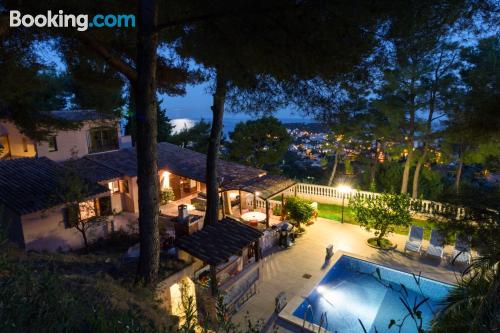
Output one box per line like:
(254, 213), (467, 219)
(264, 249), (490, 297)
(431, 190), (500, 332)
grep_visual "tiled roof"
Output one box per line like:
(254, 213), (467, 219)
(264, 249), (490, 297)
(83, 142), (266, 185)
(176, 218), (262, 265)
(67, 142), (295, 198)
(0, 157), (109, 215)
(228, 174), (297, 199)
(84, 148), (138, 176)
(46, 109), (119, 122)
(63, 158), (123, 183)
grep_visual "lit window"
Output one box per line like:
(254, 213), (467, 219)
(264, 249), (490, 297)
(0, 135), (10, 158)
(48, 136), (58, 152)
(120, 180), (129, 194)
(79, 200), (97, 220)
(22, 138), (28, 152)
(108, 180), (120, 193)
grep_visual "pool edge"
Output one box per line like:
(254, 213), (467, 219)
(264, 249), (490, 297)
(277, 249), (455, 333)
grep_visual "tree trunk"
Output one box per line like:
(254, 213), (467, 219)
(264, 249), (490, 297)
(411, 149), (428, 199)
(204, 71), (227, 225)
(78, 226), (89, 252)
(135, 0), (160, 284)
(455, 160), (463, 194)
(401, 148), (413, 194)
(378, 226), (387, 244)
(327, 148), (340, 186)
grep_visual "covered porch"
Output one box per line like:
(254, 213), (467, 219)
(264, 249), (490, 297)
(176, 218), (263, 316)
(220, 174), (297, 229)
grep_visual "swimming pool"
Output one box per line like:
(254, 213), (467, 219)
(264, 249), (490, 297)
(292, 255), (452, 333)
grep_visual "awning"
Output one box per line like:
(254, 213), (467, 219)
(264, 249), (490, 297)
(176, 218), (262, 266)
(222, 174), (296, 200)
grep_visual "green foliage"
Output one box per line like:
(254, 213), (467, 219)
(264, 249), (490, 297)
(350, 193), (412, 244)
(168, 119), (211, 153)
(416, 167), (444, 201)
(272, 205), (282, 216)
(375, 161), (402, 194)
(177, 279), (197, 333)
(0, 253), (168, 333)
(459, 36), (500, 141)
(284, 197), (314, 227)
(431, 271), (494, 333)
(124, 103), (173, 143)
(227, 117), (291, 170)
(429, 190), (500, 332)
(160, 188), (175, 205)
(56, 170), (109, 250)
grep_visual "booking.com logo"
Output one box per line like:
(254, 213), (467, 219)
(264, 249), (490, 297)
(9, 10), (135, 31)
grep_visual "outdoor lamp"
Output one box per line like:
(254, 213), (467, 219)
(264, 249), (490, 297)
(337, 185), (352, 224)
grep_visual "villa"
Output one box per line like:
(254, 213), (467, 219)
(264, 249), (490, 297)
(0, 157), (112, 251)
(0, 110), (296, 251)
(0, 109), (300, 320)
(0, 110), (132, 161)
(0, 110), (472, 330)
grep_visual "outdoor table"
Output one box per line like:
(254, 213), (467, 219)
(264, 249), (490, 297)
(241, 211), (266, 226)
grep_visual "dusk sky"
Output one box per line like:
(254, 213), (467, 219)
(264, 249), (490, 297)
(160, 82), (310, 122)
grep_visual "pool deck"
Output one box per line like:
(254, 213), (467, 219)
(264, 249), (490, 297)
(231, 217), (466, 332)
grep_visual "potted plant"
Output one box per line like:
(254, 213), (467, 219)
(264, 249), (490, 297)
(350, 193), (412, 250)
(160, 187), (175, 205)
(284, 196), (314, 235)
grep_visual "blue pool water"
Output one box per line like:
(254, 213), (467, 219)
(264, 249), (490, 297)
(292, 256), (452, 333)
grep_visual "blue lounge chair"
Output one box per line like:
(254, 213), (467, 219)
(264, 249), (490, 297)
(452, 234), (472, 265)
(426, 229), (445, 259)
(405, 226), (424, 254)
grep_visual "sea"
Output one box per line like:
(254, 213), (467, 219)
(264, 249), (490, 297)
(170, 116), (318, 137)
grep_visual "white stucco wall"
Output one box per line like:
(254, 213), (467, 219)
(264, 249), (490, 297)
(0, 121), (36, 158)
(21, 205), (108, 252)
(37, 120), (120, 161)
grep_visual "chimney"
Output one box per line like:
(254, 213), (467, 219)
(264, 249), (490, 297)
(174, 204), (201, 237)
(178, 204), (189, 222)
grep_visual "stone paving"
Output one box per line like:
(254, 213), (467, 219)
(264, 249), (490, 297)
(231, 217), (465, 332)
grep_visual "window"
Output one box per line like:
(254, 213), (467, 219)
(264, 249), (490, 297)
(22, 138), (28, 152)
(120, 180), (129, 194)
(98, 196), (113, 216)
(48, 136), (58, 152)
(108, 180), (120, 193)
(88, 127), (119, 154)
(0, 135), (10, 158)
(79, 200), (97, 220)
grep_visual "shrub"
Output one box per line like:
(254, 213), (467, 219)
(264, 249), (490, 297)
(284, 196), (314, 230)
(0, 255), (170, 332)
(160, 188), (175, 205)
(350, 193), (412, 247)
(272, 205), (282, 216)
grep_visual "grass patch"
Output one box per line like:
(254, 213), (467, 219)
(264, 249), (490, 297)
(367, 237), (393, 250)
(317, 202), (433, 240)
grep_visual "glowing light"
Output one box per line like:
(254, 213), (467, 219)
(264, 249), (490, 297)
(255, 191), (261, 196)
(161, 171), (170, 189)
(337, 185), (352, 193)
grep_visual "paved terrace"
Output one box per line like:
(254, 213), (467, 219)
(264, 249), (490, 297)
(232, 217), (465, 332)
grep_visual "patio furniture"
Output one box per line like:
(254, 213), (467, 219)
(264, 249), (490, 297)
(241, 211), (266, 224)
(426, 229), (445, 259)
(404, 226), (424, 254)
(452, 234), (472, 265)
(191, 192), (207, 211)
